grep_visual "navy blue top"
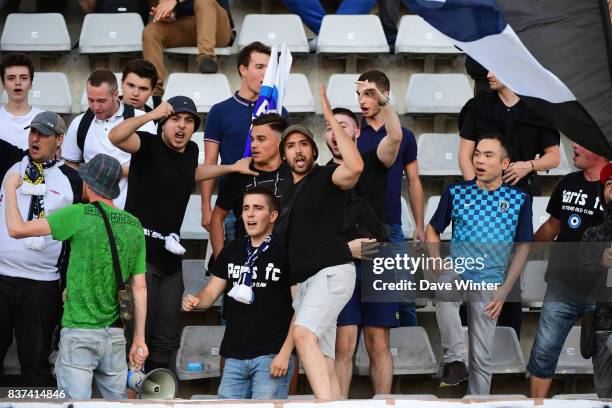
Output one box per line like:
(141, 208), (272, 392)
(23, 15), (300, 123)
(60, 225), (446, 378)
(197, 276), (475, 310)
(357, 120), (417, 225)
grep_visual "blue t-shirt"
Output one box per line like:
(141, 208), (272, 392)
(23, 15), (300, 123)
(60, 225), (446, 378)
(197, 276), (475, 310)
(205, 92), (289, 166)
(357, 120), (417, 225)
(429, 180), (533, 284)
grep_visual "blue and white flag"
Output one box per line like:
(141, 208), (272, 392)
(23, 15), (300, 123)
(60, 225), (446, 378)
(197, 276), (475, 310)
(242, 44), (293, 157)
(403, 0), (612, 158)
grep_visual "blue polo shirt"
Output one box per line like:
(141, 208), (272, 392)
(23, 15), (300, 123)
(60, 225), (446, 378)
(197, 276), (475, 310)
(357, 120), (417, 225)
(429, 180), (533, 283)
(205, 92), (289, 166)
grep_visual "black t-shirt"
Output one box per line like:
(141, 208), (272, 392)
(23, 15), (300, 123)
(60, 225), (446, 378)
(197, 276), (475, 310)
(216, 161), (291, 238)
(125, 132), (198, 272)
(545, 171), (605, 282)
(0, 139), (25, 182)
(211, 235), (293, 360)
(459, 91), (560, 195)
(354, 149), (388, 222)
(285, 165), (352, 284)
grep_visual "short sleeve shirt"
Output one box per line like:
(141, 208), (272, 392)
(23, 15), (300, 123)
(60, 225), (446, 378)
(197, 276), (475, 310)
(0, 105), (42, 149)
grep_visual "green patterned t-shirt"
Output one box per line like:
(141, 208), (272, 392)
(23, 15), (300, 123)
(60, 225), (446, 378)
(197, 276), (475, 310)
(47, 201), (146, 328)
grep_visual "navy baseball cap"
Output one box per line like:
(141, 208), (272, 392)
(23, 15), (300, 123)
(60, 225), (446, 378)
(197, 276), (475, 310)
(163, 96), (201, 130)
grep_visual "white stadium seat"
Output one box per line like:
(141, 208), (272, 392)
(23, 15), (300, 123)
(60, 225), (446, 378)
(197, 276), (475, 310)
(180, 195), (217, 240)
(405, 74), (473, 114)
(1, 72), (72, 114)
(175, 326), (225, 380)
(326, 74), (397, 113)
(520, 260), (548, 307)
(556, 326), (593, 374)
(317, 15), (389, 54)
(532, 196), (550, 233)
(425, 196), (452, 240)
(1, 13), (70, 51)
(79, 13), (144, 53)
(417, 133), (461, 176)
(395, 15), (460, 55)
(285, 73), (315, 114)
(182, 259), (221, 307)
(163, 73), (231, 113)
(463, 326), (526, 373)
(237, 14), (309, 53)
(165, 46), (235, 56)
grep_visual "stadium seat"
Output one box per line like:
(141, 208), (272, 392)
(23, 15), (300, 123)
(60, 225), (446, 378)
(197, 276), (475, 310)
(287, 395), (316, 400)
(1, 72), (72, 114)
(182, 259), (222, 307)
(373, 394), (438, 400)
(164, 46), (235, 57)
(401, 196), (416, 240)
(192, 132), (204, 164)
(355, 327), (438, 375)
(80, 72), (153, 112)
(425, 196), (452, 240)
(326, 74), (396, 113)
(552, 394), (599, 400)
(520, 260), (548, 307)
(163, 74), (231, 113)
(539, 138), (576, 176)
(405, 74), (473, 114)
(237, 14), (309, 53)
(284, 73), (315, 114)
(463, 326), (526, 373)
(0, 13), (71, 52)
(180, 195), (217, 240)
(417, 133), (461, 176)
(3, 335), (20, 375)
(175, 326), (225, 380)
(190, 395), (218, 400)
(79, 13), (144, 53)
(463, 395), (528, 400)
(317, 15), (389, 54)
(555, 326), (593, 374)
(395, 15), (459, 55)
(532, 196), (550, 233)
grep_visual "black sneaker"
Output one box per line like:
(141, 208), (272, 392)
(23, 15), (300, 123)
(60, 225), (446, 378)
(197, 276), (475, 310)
(198, 55), (218, 74)
(439, 361), (468, 387)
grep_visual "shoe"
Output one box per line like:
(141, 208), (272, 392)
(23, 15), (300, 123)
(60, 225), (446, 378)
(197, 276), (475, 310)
(439, 361), (468, 387)
(198, 55), (218, 74)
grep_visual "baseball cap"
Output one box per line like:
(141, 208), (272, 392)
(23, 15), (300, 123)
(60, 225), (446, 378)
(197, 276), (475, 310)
(280, 124), (319, 159)
(600, 162), (612, 185)
(163, 95), (201, 130)
(78, 153), (122, 199)
(25, 111), (66, 136)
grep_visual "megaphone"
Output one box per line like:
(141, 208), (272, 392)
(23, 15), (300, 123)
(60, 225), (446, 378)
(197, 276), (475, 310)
(127, 368), (178, 399)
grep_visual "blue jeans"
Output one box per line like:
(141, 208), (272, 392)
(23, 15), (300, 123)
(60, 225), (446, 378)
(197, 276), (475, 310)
(56, 327), (127, 400)
(281, 0), (376, 34)
(527, 287), (596, 378)
(387, 223), (417, 327)
(224, 211), (237, 242)
(218, 354), (295, 399)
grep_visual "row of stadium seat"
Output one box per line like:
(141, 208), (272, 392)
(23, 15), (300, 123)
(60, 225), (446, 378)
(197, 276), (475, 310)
(1, 13), (459, 57)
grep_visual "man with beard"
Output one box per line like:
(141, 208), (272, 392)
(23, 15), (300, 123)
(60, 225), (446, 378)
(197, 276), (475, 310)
(279, 87), (363, 399)
(109, 95), (256, 372)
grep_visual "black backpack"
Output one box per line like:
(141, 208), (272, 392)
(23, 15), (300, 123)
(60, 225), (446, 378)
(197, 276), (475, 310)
(77, 105), (135, 155)
(344, 190), (389, 242)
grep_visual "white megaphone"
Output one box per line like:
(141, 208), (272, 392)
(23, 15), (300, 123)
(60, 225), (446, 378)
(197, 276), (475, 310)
(127, 367), (178, 399)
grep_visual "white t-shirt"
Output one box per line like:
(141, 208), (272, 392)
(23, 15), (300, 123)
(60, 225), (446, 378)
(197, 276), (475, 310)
(62, 103), (156, 209)
(0, 105), (43, 149)
(0, 157), (79, 281)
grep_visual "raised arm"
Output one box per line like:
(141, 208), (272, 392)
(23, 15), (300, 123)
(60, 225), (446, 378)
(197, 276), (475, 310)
(109, 102), (174, 154)
(3, 173), (51, 239)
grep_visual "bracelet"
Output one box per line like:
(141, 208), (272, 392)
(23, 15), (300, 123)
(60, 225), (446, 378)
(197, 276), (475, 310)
(529, 161), (535, 172)
(378, 96), (390, 107)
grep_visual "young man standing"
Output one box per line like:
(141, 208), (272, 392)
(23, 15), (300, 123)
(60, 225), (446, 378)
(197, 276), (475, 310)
(528, 143), (608, 398)
(62, 69), (156, 209)
(0, 112), (79, 387)
(0, 53), (42, 149)
(183, 187), (295, 399)
(426, 135), (532, 394)
(280, 88), (363, 400)
(327, 81), (403, 397)
(121, 59), (157, 112)
(210, 113), (290, 258)
(3, 153), (148, 399)
(109, 96), (256, 372)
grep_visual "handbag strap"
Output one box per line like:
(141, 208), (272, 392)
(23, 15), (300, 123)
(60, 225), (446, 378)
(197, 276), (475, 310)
(92, 201), (125, 292)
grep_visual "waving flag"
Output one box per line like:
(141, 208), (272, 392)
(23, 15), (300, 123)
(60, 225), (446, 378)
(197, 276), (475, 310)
(242, 44), (293, 157)
(403, 0), (612, 159)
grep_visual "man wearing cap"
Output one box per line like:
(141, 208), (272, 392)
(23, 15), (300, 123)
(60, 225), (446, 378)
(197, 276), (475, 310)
(279, 87), (363, 400)
(109, 95), (257, 371)
(0, 111), (80, 387)
(3, 153), (148, 399)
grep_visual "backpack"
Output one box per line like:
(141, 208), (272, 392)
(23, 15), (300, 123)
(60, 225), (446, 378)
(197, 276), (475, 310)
(77, 105), (135, 156)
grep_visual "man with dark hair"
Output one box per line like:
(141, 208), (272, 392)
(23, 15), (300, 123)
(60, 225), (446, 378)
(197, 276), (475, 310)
(0, 112), (80, 387)
(183, 187), (295, 399)
(0, 53), (42, 149)
(426, 134), (532, 394)
(200, 41), (289, 240)
(62, 69), (156, 209)
(121, 59), (158, 112)
(109, 96), (256, 372)
(210, 112), (291, 258)
(328, 81), (403, 397)
(356, 69), (424, 327)
(142, 0), (235, 95)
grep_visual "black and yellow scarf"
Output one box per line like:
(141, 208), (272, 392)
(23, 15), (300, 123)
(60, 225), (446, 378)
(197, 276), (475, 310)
(22, 156), (57, 221)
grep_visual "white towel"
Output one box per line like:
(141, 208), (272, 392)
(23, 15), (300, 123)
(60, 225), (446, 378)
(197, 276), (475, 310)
(227, 283), (254, 305)
(164, 233), (186, 255)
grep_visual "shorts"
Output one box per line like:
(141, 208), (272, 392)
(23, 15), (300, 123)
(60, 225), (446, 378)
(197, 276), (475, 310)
(293, 263), (355, 359)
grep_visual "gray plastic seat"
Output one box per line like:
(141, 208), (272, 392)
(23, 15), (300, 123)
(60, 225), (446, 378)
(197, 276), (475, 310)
(532, 196), (550, 233)
(182, 259), (222, 307)
(317, 15), (389, 54)
(180, 195), (217, 240)
(190, 395), (218, 400)
(401, 196), (416, 240)
(326, 74), (396, 113)
(3, 335), (20, 375)
(80, 72), (153, 112)
(163, 73), (231, 113)
(425, 196), (452, 240)
(556, 326), (593, 374)
(192, 132), (204, 164)
(373, 394), (438, 400)
(355, 327), (438, 375)
(237, 14), (309, 53)
(1, 72), (72, 114)
(520, 260), (548, 307)
(175, 326), (225, 380)
(79, 13), (144, 53)
(395, 15), (459, 55)
(463, 326), (526, 373)
(552, 394), (599, 400)
(417, 133), (461, 176)
(463, 394), (528, 400)
(1, 13), (70, 51)
(405, 74), (473, 114)
(287, 395), (316, 400)
(285, 73), (315, 114)
(165, 46), (235, 56)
